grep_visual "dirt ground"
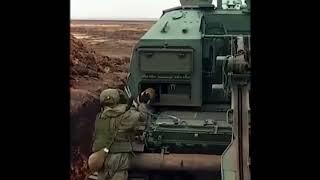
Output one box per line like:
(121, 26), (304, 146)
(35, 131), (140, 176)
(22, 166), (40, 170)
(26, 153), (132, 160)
(70, 20), (154, 93)
(70, 20), (154, 180)
(71, 20), (154, 57)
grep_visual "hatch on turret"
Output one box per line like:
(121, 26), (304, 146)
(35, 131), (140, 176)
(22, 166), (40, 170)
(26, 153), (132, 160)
(141, 10), (202, 40)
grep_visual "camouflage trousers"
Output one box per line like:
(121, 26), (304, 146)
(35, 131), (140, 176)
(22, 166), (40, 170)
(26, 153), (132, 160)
(97, 153), (131, 180)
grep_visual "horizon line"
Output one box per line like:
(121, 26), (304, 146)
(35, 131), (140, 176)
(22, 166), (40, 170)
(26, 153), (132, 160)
(71, 17), (159, 21)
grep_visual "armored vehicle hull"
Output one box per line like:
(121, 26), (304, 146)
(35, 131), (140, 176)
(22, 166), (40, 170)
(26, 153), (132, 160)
(90, 0), (251, 179)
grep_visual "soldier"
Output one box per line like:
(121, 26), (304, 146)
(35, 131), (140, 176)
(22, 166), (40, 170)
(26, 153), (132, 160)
(88, 88), (146, 180)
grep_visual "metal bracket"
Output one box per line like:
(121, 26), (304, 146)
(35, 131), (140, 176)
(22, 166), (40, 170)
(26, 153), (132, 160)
(160, 147), (169, 168)
(160, 148), (165, 168)
(229, 73), (250, 85)
(214, 124), (219, 134)
(227, 109), (233, 124)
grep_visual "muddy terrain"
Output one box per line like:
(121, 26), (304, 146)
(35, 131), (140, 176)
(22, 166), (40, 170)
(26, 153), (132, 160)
(70, 20), (154, 180)
(71, 20), (154, 57)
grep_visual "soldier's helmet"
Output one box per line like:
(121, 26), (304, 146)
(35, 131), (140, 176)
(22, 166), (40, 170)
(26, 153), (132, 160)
(100, 89), (120, 107)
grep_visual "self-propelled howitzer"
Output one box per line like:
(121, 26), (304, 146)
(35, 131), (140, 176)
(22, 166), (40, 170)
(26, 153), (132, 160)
(91, 1), (251, 180)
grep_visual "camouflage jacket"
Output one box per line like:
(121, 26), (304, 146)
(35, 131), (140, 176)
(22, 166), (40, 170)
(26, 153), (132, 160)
(92, 104), (145, 152)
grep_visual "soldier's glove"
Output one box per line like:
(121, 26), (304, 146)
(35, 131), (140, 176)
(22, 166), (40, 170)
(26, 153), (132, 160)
(138, 103), (148, 113)
(88, 148), (109, 172)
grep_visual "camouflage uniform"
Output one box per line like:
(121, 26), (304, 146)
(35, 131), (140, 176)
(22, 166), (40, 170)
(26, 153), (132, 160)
(89, 89), (145, 180)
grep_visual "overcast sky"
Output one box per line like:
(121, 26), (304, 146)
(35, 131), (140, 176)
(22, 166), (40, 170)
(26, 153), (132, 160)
(71, 0), (220, 19)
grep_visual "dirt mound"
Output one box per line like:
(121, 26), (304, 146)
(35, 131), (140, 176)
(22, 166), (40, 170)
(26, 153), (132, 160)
(70, 35), (130, 180)
(70, 35), (130, 89)
(70, 88), (99, 180)
(70, 35), (105, 82)
(71, 146), (90, 180)
(102, 56), (130, 73)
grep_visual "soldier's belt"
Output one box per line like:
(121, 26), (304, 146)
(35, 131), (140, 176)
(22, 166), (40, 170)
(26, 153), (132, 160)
(109, 142), (133, 153)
